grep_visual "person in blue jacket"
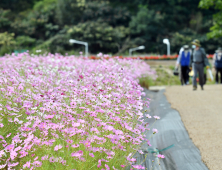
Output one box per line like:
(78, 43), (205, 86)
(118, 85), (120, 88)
(176, 45), (191, 85)
(213, 47), (222, 84)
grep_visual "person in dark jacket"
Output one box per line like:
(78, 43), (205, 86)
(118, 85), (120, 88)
(190, 39), (210, 90)
(213, 47), (222, 84)
(176, 45), (191, 85)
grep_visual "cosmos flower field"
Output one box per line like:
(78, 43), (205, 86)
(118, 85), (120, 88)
(0, 53), (158, 170)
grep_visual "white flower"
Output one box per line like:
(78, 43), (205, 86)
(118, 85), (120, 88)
(145, 114), (152, 118)
(153, 116), (160, 120)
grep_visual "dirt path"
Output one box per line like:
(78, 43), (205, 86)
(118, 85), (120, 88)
(165, 85), (222, 170)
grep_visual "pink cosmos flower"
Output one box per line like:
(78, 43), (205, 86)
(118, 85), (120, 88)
(66, 139), (73, 144)
(157, 154), (165, 159)
(0, 123), (3, 127)
(33, 161), (42, 167)
(8, 162), (19, 167)
(71, 150), (83, 157)
(138, 150), (144, 154)
(10, 150), (17, 160)
(23, 161), (31, 168)
(0, 164), (6, 169)
(49, 156), (56, 162)
(54, 144), (62, 151)
(152, 128), (158, 134)
(89, 153), (94, 157)
(145, 114), (152, 118)
(105, 164), (110, 170)
(71, 144), (80, 148)
(72, 123), (80, 127)
(97, 159), (102, 168)
(132, 165), (145, 169)
(45, 115), (54, 119)
(153, 116), (160, 119)
(19, 150), (28, 158)
(41, 155), (48, 160)
(6, 144), (14, 151)
(6, 133), (11, 138)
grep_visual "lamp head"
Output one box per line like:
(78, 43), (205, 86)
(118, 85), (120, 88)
(163, 39), (169, 45)
(138, 45), (145, 50)
(69, 39), (76, 43)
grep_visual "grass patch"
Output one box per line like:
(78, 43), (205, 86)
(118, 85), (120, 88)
(139, 67), (181, 88)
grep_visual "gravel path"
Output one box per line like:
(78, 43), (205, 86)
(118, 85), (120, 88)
(165, 85), (222, 170)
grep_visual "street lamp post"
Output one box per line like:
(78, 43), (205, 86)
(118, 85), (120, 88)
(129, 46), (145, 56)
(69, 39), (88, 57)
(163, 39), (170, 56)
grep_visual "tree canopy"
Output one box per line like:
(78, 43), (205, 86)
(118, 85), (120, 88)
(0, 0), (221, 55)
(199, 0), (222, 38)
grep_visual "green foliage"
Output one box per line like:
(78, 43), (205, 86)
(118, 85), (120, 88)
(15, 36), (36, 47)
(0, 32), (16, 55)
(129, 6), (164, 52)
(67, 21), (130, 53)
(0, 32), (15, 46)
(56, 0), (86, 25)
(0, 9), (11, 30)
(199, 0), (222, 39)
(0, 0), (221, 55)
(139, 67), (181, 88)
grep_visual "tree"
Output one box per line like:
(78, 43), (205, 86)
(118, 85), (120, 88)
(129, 6), (165, 53)
(0, 32), (16, 55)
(67, 21), (130, 54)
(199, 0), (222, 38)
(56, 0), (86, 25)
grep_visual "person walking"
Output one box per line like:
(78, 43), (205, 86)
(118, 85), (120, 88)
(176, 45), (191, 85)
(190, 39), (210, 90)
(213, 47), (222, 84)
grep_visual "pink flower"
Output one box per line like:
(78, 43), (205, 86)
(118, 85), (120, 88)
(152, 128), (158, 134)
(145, 114), (152, 118)
(33, 161), (42, 167)
(153, 116), (160, 119)
(105, 164), (110, 170)
(8, 162), (19, 167)
(72, 123), (80, 127)
(10, 150), (17, 160)
(97, 159), (102, 168)
(49, 156), (56, 162)
(89, 153), (94, 157)
(132, 165), (145, 169)
(6, 144), (14, 151)
(157, 154), (165, 159)
(6, 133), (11, 138)
(112, 166), (118, 170)
(66, 139), (73, 144)
(54, 144), (62, 151)
(71, 150), (83, 157)
(127, 156), (136, 162)
(138, 150), (144, 154)
(41, 155), (48, 160)
(84, 141), (91, 147)
(0, 123), (3, 127)
(0, 164), (6, 169)
(19, 150), (28, 158)
(121, 165), (125, 167)
(71, 144), (79, 148)
(23, 161), (31, 168)
(45, 115), (54, 119)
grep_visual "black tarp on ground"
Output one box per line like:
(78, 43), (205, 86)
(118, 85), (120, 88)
(129, 89), (209, 170)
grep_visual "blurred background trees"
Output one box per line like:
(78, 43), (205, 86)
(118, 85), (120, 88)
(0, 0), (221, 55)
